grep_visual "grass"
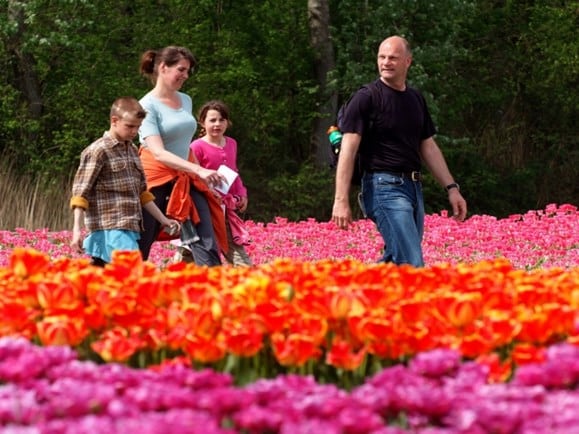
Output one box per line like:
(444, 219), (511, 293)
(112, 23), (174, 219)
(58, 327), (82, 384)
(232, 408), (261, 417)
(0, 154), (73, 231)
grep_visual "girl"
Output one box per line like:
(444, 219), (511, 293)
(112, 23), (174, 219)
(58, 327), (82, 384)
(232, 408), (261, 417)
(190, 100), (252, 266)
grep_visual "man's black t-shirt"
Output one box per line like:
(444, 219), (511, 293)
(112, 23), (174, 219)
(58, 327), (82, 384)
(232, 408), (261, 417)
(339, 79), (436, 173)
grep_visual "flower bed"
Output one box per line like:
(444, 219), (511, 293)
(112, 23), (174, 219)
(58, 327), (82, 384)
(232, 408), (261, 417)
(0, 204), (577, 269)
(1, 337), (577, 433)
(0, 204), (577, 432)
(0, 246), (577, 384)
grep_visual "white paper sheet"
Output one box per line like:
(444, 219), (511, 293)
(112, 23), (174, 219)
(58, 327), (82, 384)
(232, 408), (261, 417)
(215, 164), (239, 194)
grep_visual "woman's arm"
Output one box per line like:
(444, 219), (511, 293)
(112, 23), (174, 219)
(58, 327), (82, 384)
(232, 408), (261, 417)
(145, 135), (225, 186)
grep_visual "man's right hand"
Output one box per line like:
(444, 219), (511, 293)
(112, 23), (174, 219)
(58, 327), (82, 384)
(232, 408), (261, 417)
(331, 132), (360, 230)
(331, 199), (353, 229)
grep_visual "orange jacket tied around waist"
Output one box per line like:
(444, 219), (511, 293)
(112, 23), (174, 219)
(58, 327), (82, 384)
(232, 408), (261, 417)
(139, 147), (229, 255)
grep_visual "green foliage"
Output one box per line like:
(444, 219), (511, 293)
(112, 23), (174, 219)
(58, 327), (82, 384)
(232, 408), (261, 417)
(423, 135), (539, 217)
(0, 0), (576, 225)
(0, 84), (20, 152)
(262, 161), (335, 222)
(445, 0), (579, 213)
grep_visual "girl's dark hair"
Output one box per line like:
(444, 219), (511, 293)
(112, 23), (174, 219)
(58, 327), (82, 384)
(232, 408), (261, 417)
(139, 46), (197, 83)
(197, 100), (232, 137)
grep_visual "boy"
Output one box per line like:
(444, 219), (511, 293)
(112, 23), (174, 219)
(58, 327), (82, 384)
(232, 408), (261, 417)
(70, 97), (179, 266)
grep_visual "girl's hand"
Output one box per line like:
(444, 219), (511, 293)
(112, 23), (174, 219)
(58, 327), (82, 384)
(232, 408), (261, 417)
(236, 196), (248, 212)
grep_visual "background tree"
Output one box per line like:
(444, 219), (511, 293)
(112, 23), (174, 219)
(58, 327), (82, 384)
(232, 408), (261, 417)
(307, 0), (337, 166)
(0, 0), (576, 230)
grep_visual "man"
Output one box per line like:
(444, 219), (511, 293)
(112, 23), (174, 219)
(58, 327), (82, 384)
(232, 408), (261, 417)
(331, 36), (467, 267)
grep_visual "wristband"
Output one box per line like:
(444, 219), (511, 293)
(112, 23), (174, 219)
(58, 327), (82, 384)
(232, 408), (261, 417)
(445, 182), (460, 192)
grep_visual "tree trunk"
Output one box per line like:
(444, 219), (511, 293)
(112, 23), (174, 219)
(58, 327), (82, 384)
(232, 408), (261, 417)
(7, 0), (44, 120)
(307, 0), (337, 168)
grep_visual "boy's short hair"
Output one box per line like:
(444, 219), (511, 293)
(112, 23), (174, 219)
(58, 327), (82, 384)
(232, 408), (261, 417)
(111, 97), (146, 120)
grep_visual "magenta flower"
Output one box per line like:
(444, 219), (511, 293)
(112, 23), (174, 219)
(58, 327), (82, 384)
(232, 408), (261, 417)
(409, 349), (462, 379)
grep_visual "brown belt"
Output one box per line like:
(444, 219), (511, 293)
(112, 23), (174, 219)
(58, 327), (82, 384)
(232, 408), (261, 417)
(366, 170), (422, 182)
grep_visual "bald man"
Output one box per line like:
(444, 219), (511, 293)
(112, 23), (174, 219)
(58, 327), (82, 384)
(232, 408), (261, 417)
(331, 36), (467, 267)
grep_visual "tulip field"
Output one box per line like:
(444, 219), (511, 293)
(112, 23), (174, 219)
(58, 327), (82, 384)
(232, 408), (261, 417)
(0, 203), (577, 433)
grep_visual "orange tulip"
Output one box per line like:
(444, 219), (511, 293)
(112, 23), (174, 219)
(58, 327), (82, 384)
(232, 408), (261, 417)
(366, 340), (407, 360)
(326, 338), (366, 371)
(188, 309), (222, 340)
(270, 332), (322, 367)
(182, 334), (227, 364)
(405, 323), (438, 354)
(360, 282), (401, 307)
(1, 280), (39, 309)
(483, 312), (521, 343)
(181, 289), (224, 321)
(91, 327), (144, 363)
(541, 303), (575, 336)
(511, 343), (546, 365)
(36, 280), (84, 311)
(255, 301), (293, 334)
(457, 332), (496, 358)
(289, 288), (326, 316)
(106, 250), (155, 279)
(483, 290), (515, 311)
(56, 263), (95, 289)
(445, 293), (483, 328)
(142, 326), (168, 351)
(36, 313), (88, 347)
(327, 287), (367, 320)
(399, 299), (427, 324)
(290, 314), (328, 343)
(223, 319), (264, 358)
(566, 334), (579, 345)
(83, 305), (107, 331)
(354, 316), (394, 342)
(516, 311), (556, 344)
(166, 326), (188, 351)
(148, 355), (191, 372)
(90, 288), (137, 320)
(9, 247), (50, 279)
(475, 352), (512, 383)
(0, 303), (39, 339)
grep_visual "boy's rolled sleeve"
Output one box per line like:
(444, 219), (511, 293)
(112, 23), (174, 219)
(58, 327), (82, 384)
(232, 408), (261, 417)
(71, 149), (101, 210)
(70, 196), (89, 210)
(140, 190), (155, 206)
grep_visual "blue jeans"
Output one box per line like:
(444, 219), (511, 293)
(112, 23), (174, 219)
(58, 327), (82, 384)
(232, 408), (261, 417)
(139, 181), (221, 266)
(361, 172), (425, 267)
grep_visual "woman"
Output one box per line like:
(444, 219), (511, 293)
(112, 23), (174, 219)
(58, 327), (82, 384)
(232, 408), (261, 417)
(138, 46), (227, 266)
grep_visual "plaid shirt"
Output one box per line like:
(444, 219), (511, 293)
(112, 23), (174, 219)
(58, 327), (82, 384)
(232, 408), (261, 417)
(70, 132), (154, 232)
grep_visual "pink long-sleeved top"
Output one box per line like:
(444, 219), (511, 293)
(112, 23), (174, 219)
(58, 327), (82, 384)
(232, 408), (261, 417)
(190, 136), (247, 198)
